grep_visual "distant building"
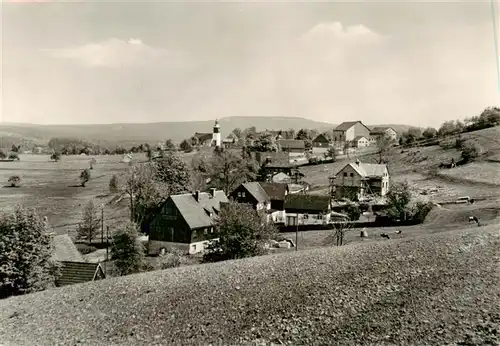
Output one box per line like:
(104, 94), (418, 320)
(312, 133), (331, 155)
(284, 194), (333, 226)
(332, 121), (372, 143)
(331, 159), (390, 201)
(369, 126), (398, 144)
(353, 136), (370, 148)
(193, 119), (222, 148)
(230, 182), (271, 212)
(212, 119), (221, 148)
(56, 261), (106, 287)
(277, 139), (306, 156)
(148, 189), (228, 255)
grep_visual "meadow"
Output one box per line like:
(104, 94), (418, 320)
(0, 153), (138, 235)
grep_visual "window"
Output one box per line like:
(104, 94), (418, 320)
(237, 192), (242, 197)
(191, 244), (197, 252)
(204, 228), (208, 235)
(350, 173), (354, 177)
(242, 192), (246, 197)
(343, 172), (347, 177)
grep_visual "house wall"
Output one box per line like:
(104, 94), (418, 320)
(334, 165), (364, 200)
(271, 210), (286, 224)
(312, 147), (329, 155)
(231, 185), (260, 207)
(149, 199), (192, 244)
(356, 138), (369, 148)
(285, 212), (331, 226)
(148, 239), (216, 255)
(386, 128), (398, 141)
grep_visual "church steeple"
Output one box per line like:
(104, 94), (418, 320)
(212, 119), (221, 147)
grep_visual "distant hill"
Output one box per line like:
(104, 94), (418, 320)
(0, 117), (414, 147)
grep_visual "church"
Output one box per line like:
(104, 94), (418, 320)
(192, 119), (222, 148)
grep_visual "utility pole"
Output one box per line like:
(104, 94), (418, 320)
(105, 225), (110, 275)
(295, 212), (299, 251)
(101, 204), (104, 244)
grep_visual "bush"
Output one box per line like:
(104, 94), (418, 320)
(460, 141), (482, 164)
(409, 201), (434, 223)
(8, 153), (19, 160)
(111, 221), (146, 276)
(80, 169), (91, 187)
(8, 175), (21, 187)
(0, 150), (6, 159)
(345, 203), (361, 221)
(50, 152), (61, 161)
(159, 249), (186, 269)
(78, 245), (97, 255)
(109, 174), (119, 193)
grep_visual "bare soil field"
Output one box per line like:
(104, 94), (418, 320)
(0, 154), (140, 235)
(1, 226), (499, 346)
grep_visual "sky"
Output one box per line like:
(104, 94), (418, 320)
(1, 1), (499, 127)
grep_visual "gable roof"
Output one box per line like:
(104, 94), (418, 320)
(337, 161), (388, 178)
(370, 127), (396, 135)
(278, 139), (305, 150)
(194, 132), (213, 142)
(170, 190), (229, 230)
(312, 133), (330, 143)
(284, 194), (330, 212)
(335, 121), (370, 132)
(353, 136), (368, 141)
(52, 234), (83, 262)
(258, 182), (288, 201)
(56, 261), (105, 287)
(272, 172), (291, 183)
(241, 182), (270, 204)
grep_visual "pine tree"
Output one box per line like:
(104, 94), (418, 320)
(111, 221), (145, 276)
(109, 174), (119, 193)
(0, 206), (60, 299)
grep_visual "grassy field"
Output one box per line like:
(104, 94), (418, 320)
(1, 226), (499, 346)
(0, 154), (141, 235)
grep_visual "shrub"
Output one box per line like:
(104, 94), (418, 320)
(460, 141), (482, 164)
(109, 174), (119, 193)
(80, 169), (91, 187)
(111, 221), (146, 276)
(410, 202), (434, 223)
(8, 175), (21, 187)
(180, 139), (193, 153)
(8, 153), (19, 160)
(78, 245), (97, 255)
(345, 203), (361, 221)
(159, 249), (186, 269)
(50, 152), (61, 161)
(0, 150), (6, 159)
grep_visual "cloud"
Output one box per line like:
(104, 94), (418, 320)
(42, 38), (192, 69)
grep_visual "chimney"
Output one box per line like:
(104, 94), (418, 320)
(209, 188), (216, 198)
(194, 190), (200, 202)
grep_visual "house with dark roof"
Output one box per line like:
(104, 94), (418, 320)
(230, 182), (271, 212)
(284, 194), (334, 226)
(56, 261), (106, 287)
(330, 159), (390, 201)
(312, 133), (332, 156)
(332, 121), (371, 143)
(277, 139), (306, 156)
(148, 189), (229, 255)
(369, 126), (398, 143)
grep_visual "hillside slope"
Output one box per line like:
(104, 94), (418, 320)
(1, 227), (499, 346)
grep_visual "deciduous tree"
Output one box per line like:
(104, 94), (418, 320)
(386, 181), (412, 221)
(8, 175), (21, 187)
(80, 169), (91, 187)
(203, 202), (277, 262)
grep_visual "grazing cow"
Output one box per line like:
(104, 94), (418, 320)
(395, 230), (402, 235)
(469, 216), (481, 226)
(380, 233), (391, 239)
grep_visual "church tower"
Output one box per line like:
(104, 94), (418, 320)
(212, 119), (221, 148)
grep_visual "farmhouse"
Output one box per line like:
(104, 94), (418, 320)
(353, 136), (370, 148)
(370, 126), (398, 143)
(331, 159), (390, 201)
(332, 121), (371, 143)
(312, 133), (331, 155)
(230, 182), (271, 212)
(148, 189), (228, 255)
(284, 194), (332, 226)
(277, 139), (306, 156)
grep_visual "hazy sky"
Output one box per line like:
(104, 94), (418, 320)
(1, 1), (499, 127)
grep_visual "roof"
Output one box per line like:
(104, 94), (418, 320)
(272, 172), (291, 183)
(254, 151), (289, 166)
(278, 139), (305, 150)
(241, 182), (270, 204)
(51, 234), (83, 262)
(312, 133), (330, 143)
(353, 136), (368, 141)
(370, 126), (396, 135)
(335, 121), (361, 131)
(56, 261), (104, 287)
(258, 182), (288, 201)
(194, 132), (213, 142)
(284, 194), (330, 212)
(336, 161), (388, 178)
(287, 183), (306, 193)
(171, 190), (229, 230)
